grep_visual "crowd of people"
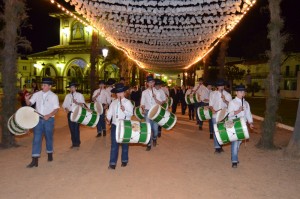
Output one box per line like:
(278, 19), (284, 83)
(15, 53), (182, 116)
(22, 75), (254, 170)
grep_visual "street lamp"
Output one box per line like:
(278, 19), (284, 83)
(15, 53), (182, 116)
(102, 48), (108, 59)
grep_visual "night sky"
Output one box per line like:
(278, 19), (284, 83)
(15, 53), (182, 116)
(24, 0), (300, 59)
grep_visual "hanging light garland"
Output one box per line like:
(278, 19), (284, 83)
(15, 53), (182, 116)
(56, 0), (256, 70)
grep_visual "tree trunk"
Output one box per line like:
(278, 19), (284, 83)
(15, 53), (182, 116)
(0, 0), (26, 147)
(217, 37), (230, 79)
(257, 0), (285, 149)
(284, 99), (300, 158)
(89, 31), (99, 102)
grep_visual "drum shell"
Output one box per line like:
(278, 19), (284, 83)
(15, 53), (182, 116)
(116, 120), (151, 144)
(7, 106), (39, 135)
(148, 104), (177, 130)
(70, 105), (99, 127)
(134, 106), (144, 120)
(185, 94), (200, 105)
(214, 117), (249, 145)
(197, 107), (212, 121)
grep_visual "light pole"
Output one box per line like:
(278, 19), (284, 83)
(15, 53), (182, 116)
(102, 48), (109, 81)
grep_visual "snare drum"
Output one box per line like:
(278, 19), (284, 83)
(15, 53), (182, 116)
(7, 106), (39, 135)
(148, 104), (177, 130)
(70, 105), (99, 127)
(185, 94), (200, 105)
(197, 106), (212, 121)
(116, 120), (151, 144)
(214, 117), (249, 145)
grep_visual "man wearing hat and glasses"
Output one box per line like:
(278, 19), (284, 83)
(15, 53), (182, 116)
(228, 84), (254, 168)
(106, 83), (134, 169)
(93, 80), (111, 137)
(209, 79), (232, 153)
(62, 82), (85, 148)
(25, 77), (59, 168)
(140, 75), (164, 151)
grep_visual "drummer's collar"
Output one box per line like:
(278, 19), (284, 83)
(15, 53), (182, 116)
(235, 96), (243, 101)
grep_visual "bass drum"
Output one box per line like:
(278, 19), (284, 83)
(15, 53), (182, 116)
(148, 104), (177, 130)
(70, 105), (99, 127)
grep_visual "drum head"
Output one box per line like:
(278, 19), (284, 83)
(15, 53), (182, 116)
(15, 106), (39, 129)
(70, 105), (80, 122)
(94, 102), (103, 114)
(216, 108), (228, 123)
(148, 104), (160, 120)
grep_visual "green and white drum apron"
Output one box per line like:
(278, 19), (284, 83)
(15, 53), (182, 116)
(148, 104), (177, 130)
(185, 93), (200, 105)
(116, 120), (151, 144)
(87, 102), (103, 115)
(168, 97), (173, 107)
(134, 106), (144, 120)
(7, 106), (39, 136)
(197, 107), (212, 121)
(70, 105), (99, 127)
(214, 117), (249, 145)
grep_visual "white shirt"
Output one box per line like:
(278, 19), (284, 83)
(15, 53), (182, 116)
(193, 84), (209, 102)
(29, 90), (59, 116)
(154, 88), (167, 103)
(209, 90), (232, 118)
(140, 88), (163, 110)
(161, 86), (169, 97)
(228, 97), (253, 123)
(106, 98), (133, 125)
(92, 88), (111, 105)
(62, 91), (85, 111)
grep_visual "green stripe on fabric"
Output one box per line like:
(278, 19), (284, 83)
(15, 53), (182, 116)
(234, 119), (245, 140)
(123, 120), (132, 143)
(199, 108), (206, 121)
(77, 108), (86, 123)
(153, 107), (165, 123)
(162, 114), (175, 129)
(87, 112), (98, 127)
(217, 122), (230, 144)
(138, 122), (148, 143)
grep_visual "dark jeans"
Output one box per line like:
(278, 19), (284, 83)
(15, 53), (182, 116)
(181, 101), (187, 115)
(96, 108), (106, 134)
(188, 104), (194, 120)
(67, 112), (80, 146)
(109, 124), (129, 166)
(171, 101), (178, 114)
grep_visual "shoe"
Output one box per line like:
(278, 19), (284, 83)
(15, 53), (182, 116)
(108, 165), (116, 170)
(153, 140), (157, 147)
(232, 163), (238, 168)
(214, 148), (222, 154)
(103, 130), (106, 136)
(146, 145), (151, 151)
(47, 153), (53, 162)
(26, 157), (38, 168)
(158, 133), (161, 138)
(210, 134), (213, 139)
(199, 126), (203, 130)
(96, 133), (102, 137)
(220, 147), (225, 152)
(121, 162), (127, 167)
(71, 144), (80, 148)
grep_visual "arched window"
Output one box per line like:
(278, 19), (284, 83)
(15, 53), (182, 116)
(71, 22), (84, 42)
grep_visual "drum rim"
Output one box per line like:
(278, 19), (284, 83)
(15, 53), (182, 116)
(15, 106), (39, 129)
(7, 115), (27, 135)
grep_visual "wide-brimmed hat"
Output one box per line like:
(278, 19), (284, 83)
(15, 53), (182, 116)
(215, 79), (226, 86)
(235, 84), (246, 91)
(41, 77), (53, 85)
(154, 78), (162, 85)
(106, 78), (116, 86)
(146, 75), (155, 82)
(111, 83), (129, 93)
(66, 81), (79, 88)
(205, 80), (213, 86)
(98, 80), (105, 85)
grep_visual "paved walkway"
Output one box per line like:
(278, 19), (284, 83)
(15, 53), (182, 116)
(0, 107), (299, 199)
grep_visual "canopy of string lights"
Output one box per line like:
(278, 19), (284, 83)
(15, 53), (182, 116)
(64, 0), (256, 70)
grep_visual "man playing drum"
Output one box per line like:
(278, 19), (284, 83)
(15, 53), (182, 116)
(185, 85), (195, 120)
(228, 84), (254, 168)
(106, 83), (133, 170)
(25, 77), (59, 168)
(154, 78), (167, 138)
(62, 82), (85, 148)
(192, 78), (210, 130)
(93, 80), (111, 137)
(209, 79), (232, 153)
(140, 76), (164, 151)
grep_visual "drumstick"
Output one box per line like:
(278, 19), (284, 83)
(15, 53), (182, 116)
(151, 86), (154, 97)
(34, 110), (44, 117)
